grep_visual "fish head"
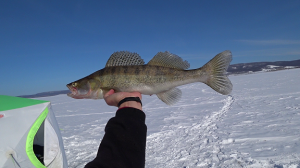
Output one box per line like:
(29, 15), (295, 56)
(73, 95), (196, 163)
(66, 78), (103, 99)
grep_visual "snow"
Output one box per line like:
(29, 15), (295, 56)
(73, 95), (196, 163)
(285, 66), (297, 69)
(262, 68), (273, 72)
(39, 68), (300, 167)
(267, 65), (281, 69)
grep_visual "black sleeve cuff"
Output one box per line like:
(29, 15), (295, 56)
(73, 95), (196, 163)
(116, 107), (145, 123)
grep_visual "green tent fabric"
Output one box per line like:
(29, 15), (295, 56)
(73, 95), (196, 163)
(0, 95), (68, 168)
(0, 95), (48, 111)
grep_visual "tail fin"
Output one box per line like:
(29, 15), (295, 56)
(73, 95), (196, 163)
(202, 50), (233, 95)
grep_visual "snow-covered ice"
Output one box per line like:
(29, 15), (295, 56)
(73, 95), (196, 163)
(39, 68), (300, 168)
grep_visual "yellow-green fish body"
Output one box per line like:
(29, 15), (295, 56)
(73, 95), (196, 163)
(67, 51), (233, 105)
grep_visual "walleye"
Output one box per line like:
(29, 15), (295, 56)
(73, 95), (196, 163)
(66, 51), (233, 105)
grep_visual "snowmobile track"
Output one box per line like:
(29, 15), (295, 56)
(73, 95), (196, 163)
(146, 96), (235, 167)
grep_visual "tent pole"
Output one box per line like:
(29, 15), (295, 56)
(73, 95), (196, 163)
(10, 154), (21, 168)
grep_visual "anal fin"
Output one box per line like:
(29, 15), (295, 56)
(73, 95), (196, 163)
(156, 88), (182, 105)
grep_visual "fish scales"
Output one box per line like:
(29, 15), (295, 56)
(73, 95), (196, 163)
(96, 65), (198, 94)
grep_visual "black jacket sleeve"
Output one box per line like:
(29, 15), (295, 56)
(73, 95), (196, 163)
(85, 107), (147, 168)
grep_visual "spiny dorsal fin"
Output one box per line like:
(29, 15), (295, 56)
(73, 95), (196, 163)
(105, 51), (145, 67)
(156, 87), (182, 105)
(147, 51), (190, 70)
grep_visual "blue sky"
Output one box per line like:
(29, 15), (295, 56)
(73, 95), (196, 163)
(1, 0), (300, 96)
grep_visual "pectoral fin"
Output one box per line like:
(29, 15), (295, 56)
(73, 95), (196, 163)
(156, 87), (182, 105)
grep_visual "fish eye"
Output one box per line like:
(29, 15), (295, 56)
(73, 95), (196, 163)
(72, 83), (77, 87)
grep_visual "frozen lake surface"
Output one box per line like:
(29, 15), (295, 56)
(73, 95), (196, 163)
(40, 69), (300, 168)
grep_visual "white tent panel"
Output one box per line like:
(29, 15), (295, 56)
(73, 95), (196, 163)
(0, 103), (49, 168)
(0, 99), (67, 168)
(44, 118), (59, 166)
(44, 106), (68, 168)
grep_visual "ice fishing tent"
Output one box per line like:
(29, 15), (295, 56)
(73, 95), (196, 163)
(0, 95), (68, 168)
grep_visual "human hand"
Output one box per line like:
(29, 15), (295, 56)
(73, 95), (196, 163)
(104, 89), (142, 110)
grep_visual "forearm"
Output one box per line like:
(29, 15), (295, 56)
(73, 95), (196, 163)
(85, 107), (147, 168)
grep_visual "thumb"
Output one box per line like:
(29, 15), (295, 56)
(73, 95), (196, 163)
(104, 89), (115, 98)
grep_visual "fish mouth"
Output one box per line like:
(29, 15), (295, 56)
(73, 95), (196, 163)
(66, 83), (92, 99)
(67, 85), (78, 97)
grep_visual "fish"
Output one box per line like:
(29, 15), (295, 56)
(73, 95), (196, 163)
(66, 50), (233, 105)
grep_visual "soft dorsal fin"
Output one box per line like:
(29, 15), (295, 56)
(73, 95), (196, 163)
(105, 51), (145, 67)
(147, 51), (190, 70)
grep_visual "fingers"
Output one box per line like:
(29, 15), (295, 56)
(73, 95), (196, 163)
(104, 89), (142, 108)
(104, 90), (119, 106)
